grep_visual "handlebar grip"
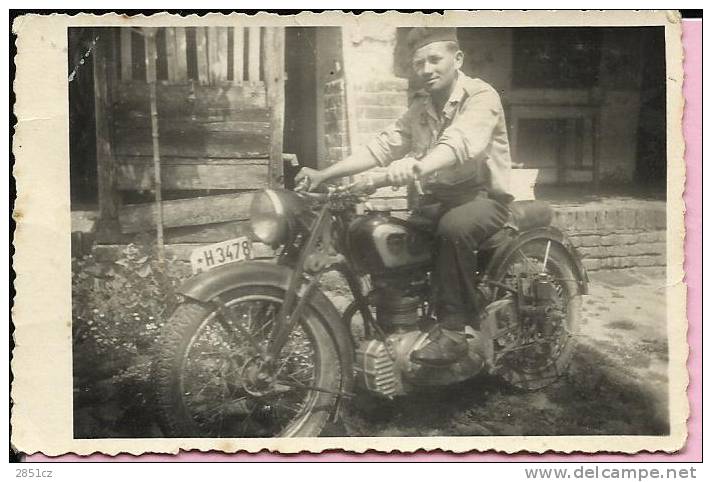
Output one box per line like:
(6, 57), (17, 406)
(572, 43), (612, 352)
(360, 163), (425, 194)
(295, 177), (310, 192)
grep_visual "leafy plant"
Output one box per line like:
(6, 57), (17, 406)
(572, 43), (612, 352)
(74, 244), (189, 354)
(72, 241), (191, 437)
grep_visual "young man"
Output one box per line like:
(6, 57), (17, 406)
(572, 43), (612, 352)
(295, 27), (512, 366)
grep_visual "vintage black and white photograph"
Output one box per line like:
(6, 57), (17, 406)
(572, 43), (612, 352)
(11, 11), (687, 455)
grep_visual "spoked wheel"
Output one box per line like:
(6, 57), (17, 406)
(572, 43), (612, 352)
(491, 239), (583, 390)
(153, 286), (341, 438)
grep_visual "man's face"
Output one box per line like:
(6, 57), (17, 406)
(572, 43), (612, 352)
(411, 41), (463, 93)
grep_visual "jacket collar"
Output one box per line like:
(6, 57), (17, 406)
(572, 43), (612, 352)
(415, 71), (469, 123)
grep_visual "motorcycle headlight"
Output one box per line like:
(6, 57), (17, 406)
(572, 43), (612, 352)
(250, 190), (288, 246)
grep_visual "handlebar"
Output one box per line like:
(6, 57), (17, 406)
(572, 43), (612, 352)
(363, 164), (424, 192)
(295, 164), (424, 196)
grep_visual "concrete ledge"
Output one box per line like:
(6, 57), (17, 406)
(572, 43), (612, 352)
(551, 199), (666, 271)
(570, 231), (666, 247)
(582, 255), (666, 271)
(552, 200), (666, 233)
(578, 242), (666, 258)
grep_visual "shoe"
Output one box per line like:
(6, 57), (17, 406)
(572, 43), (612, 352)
(411, 326), (468, 366)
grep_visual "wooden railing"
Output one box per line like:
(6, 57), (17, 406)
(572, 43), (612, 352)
(93, 26), (285, 246)
(117, 26), (265, 85)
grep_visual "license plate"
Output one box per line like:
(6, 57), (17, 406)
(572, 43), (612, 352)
(190, 236), (253, 274)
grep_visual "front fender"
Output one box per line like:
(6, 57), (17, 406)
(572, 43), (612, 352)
(485, 226), (589, 295)
(176, 261), (354, 392)
(178, 261), (286, 302)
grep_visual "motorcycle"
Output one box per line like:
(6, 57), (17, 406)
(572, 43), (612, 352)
(152, 169), (589, 438)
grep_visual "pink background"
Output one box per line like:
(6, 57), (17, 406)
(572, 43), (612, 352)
(26, 19), (702, 463)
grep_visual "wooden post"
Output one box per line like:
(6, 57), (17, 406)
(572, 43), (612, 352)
(233, 26), (245, 82)
(165, 27), (177, 82)
(207, 27), (219, 82)
(196, 27), (210, 85)
(217, 27), (229, 82)
(248, 27), (261, 82)
(263, 27), (285, 187)
(93, 29), (120, 227)
(174, 27), (188, 82)
(120, 28), (132, 81)
(208, 27), (228, 82)
(144, 28), (165, 262)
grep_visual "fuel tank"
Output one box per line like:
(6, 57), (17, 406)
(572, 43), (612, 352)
(346, 213), (434, 274)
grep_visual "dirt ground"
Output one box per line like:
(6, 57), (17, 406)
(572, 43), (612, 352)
(330, 267), (670, 437)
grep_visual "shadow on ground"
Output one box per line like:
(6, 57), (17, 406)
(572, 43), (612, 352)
(336, 343), (669, 437)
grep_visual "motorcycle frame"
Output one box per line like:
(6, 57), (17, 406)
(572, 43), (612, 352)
(274, 199), (590, 351)
(173, 192), (588, 421)
(268, 203), (332, 359)
(275, 203), (386, 344)
(179, 193), (588, 368)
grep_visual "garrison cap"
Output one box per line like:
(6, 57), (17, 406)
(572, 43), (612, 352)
(406, 27), (459, 54)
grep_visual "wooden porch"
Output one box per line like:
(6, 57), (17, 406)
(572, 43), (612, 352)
(88, 25), (286, 256)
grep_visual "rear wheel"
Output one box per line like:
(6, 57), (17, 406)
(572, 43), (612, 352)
(153, 285), (342, 438)
(491, 239), (582, 390)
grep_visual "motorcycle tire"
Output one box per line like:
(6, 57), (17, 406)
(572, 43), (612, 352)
(492, 239), (583, 391)
(153, 285), (342, 438)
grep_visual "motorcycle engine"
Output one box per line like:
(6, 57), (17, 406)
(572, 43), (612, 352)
(353, 270), (489, 398)
(370, 271), (427, 333)
(354, 328), (486, 398)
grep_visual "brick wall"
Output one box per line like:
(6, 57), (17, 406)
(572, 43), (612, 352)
(322, 64), (411, 215)
(322, 77), (409, 165)
(351, 78), (409, 145)
(323, 78), (350, 164)
(552, 202), (666, 271)
(351, 78), (411, 215)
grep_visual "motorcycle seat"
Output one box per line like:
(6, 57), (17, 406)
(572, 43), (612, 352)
(509, 200), (554, 231)
(477, 201), (553, 252)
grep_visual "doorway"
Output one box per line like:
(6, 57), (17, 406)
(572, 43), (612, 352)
(283, 27), (319, 188)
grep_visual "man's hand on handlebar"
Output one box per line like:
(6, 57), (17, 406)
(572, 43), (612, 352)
(295, 160), (424, 195)
(294, 167), (326, 192)
(386, 157), (418, 186)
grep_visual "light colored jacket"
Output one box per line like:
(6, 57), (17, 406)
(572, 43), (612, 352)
(365, 72), (512, 195)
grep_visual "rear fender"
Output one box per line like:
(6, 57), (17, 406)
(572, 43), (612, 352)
(484, 226), (589, 295)
(176, 261), (354, 392)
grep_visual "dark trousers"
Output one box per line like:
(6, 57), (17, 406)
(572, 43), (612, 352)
(428, 194), (510, 330)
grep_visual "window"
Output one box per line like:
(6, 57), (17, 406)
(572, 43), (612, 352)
(512, 27), (602, 89)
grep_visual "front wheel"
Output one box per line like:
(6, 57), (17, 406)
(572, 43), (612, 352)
(153, 285), (342, 438)
(491, 239), (583, 391)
